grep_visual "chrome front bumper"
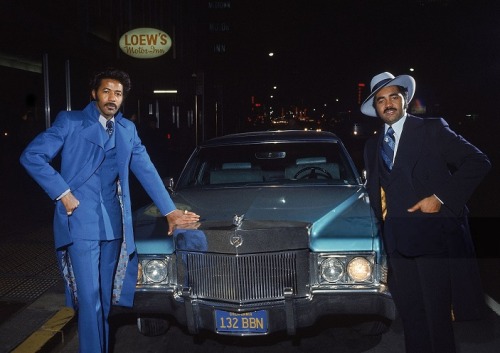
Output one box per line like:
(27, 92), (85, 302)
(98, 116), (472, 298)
(124, 287), (395, 336)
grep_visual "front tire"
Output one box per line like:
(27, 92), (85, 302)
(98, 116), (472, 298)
(137, 316), (170, 336)
(353, 317), (392, 336)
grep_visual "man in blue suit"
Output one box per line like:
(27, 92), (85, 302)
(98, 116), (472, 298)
(362, 72), (490, 353)
(20, 68), (200, 353)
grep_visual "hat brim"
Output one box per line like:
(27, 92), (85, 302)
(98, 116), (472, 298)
(360, 75), (415, 117)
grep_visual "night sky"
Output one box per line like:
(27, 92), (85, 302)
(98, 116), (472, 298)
(229, 0), (500, 120)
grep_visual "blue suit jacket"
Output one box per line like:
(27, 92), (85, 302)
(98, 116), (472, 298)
(20, 102), (176, 307)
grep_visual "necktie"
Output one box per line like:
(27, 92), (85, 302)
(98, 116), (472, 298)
(381, 126), (395, 170)
(106, 120), (114, 136)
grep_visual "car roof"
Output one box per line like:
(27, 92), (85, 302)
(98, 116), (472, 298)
(200, 130), (341, 147)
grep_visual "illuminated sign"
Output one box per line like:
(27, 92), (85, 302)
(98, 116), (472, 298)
(119, 28), (172, 59)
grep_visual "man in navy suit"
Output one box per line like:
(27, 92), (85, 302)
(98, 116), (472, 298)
(362, 72), (490, 353)
(20, 68), (200, 353)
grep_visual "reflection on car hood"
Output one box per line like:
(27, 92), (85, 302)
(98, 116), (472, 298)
(133, 185), (379, 254)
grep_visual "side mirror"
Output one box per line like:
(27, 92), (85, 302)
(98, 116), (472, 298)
(163, 177), (175, 193)
(362, 169), (367, 186)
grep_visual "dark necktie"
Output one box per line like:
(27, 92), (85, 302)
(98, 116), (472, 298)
(106, 120), (114, 136)
(381, 126), (395, 170)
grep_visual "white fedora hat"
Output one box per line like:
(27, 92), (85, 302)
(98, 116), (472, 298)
(360, 72), (416, 117)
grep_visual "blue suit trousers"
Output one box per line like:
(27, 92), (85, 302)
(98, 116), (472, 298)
(68, 238), (121, 353)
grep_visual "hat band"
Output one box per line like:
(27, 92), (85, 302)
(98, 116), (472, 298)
(371, 78), (392, 93)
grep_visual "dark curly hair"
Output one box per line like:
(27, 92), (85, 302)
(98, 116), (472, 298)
(89, 68), (132, 98)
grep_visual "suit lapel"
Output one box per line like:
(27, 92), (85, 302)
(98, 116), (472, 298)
(81, 120), (106, 148)
(115, 116), (133, 169)
(393, 115), (425, 173)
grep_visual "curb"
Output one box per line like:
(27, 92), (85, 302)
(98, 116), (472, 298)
(10, 307), (75, 353)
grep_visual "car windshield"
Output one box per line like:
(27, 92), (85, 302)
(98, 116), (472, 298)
(176, 141), (360, 188)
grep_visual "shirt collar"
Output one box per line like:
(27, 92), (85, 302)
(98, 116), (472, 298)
(386, 113), (406, 137)
(99, 115), (114, 129)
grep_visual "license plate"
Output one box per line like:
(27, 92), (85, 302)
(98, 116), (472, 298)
(215, 309), (268, 334)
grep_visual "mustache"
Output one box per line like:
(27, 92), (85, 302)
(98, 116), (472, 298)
(104, 103), (117, 109)
(383, 107), (397, 113)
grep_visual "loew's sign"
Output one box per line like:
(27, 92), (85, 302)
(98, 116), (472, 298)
(119, 28), (172, 59)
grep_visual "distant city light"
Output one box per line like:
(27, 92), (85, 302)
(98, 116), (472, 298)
(153, 89), (177, 94)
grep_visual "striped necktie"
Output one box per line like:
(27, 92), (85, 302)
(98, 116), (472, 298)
(106, 120), (114, 137)
(381, 126), (395, 170)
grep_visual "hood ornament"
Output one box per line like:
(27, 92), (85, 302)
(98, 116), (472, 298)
(231, 214), (244, 248)
(232, 214), (244, 227)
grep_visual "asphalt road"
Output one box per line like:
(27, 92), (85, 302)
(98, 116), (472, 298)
(56, 309), (500, 353)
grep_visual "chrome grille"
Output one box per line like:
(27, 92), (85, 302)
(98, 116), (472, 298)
(185, 251), (301, 303)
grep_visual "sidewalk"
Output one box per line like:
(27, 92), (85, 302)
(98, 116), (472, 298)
(0, 282), (75, 353)
(0, 154), (76, 353)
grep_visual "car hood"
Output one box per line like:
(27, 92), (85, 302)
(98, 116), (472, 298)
(133, 185), (379, 254)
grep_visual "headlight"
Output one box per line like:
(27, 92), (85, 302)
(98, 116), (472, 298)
(143, 259), (169, 283)
(320, 257), (344, 283)
(347, 256), (372, 282)
(318, 254), (375, 284)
